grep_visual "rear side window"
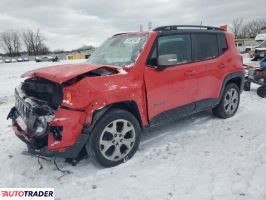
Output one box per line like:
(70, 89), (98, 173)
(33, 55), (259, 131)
(192, 34), (219, 61)
(218, 34), (228, 53)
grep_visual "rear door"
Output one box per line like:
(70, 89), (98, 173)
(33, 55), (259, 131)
(191, 33), (227, 102)
(144, 33), (198, 120)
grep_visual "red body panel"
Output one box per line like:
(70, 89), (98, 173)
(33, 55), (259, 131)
(48, 108), (86, 151)
(144, 64), (198, 119)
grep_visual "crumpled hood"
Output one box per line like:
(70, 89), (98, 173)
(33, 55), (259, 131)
(21, 63), (116, 83)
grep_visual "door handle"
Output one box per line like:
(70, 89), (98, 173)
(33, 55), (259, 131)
(184, 70), (196, 76)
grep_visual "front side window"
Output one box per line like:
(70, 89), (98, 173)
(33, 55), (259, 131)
(192, 33), (219, 61)
(158, 34), (192, 64)
(147, 34), (192, 66)
(87, 34), (147, 67)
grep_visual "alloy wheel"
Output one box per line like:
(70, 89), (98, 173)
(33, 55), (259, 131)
(99, 119), (136, 161)
(224, 88), (239, 115)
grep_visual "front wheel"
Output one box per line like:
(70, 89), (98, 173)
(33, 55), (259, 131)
(89, 109), (141, 167)
(213, 83), (240, 119)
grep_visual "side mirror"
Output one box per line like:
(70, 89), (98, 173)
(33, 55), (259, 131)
(157, 54), (178, 67)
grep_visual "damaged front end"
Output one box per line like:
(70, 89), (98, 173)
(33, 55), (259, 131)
(7, 77), (88, 159)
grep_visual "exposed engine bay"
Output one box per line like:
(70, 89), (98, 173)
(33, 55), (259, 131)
(8, 78), (63, 149)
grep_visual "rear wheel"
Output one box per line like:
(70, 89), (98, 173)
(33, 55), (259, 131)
(257, 86), (266, 98)
(89, 109), (141, 167)
(213, 83), (240, 119)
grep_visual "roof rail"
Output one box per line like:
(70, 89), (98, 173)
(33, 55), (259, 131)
(153, 25), (224, 32)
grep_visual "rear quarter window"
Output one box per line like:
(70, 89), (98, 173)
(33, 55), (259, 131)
(218, 34), (228, 53)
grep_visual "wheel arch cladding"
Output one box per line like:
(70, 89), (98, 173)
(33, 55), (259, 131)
(226, 76), (243, 91)
(219, 72), (244, 100)
(91, 101), (143, 130)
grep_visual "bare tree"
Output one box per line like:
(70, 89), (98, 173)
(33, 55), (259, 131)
(232, 18), (266, 39)
(12, 31), (21, 56)
(0, 30), (21, 57)
(22, 29), (49, 55)
(242, 19), (266, 38)
(230, 18), (244, 39)
(0, 31), (13, 56)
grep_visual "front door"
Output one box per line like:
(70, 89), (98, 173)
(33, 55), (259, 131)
(144, 34), (198, 120)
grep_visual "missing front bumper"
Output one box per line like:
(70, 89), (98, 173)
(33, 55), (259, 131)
(8, 107), (90, 159)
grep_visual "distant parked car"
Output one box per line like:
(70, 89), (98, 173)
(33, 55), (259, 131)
(35, 56), (53, 62)
(35, 56), (59, 62)
(252, 41), (266, 61)
(4, 59), (11, 63)
(249, 40), (264, 58)
(235, 40), (261, 54)
(235, 41), (245, 53)
(244, 40), (261, 53)
(11, 58), (17, 63)
(23, 57), (29, 62)
(17, 57), (24, 62)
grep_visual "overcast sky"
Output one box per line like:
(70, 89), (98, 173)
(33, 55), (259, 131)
(0, 0), (265, 51)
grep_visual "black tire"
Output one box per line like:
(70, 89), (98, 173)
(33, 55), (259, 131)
(251, 57), (258, 61)
(243, 81), (251, 91)
(213, 83), (240, 119)
(88, 108), (141, 167)
(257, 86), (266, 98)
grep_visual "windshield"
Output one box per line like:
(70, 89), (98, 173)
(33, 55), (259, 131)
(87, 34), (148, 67)
(258, 40), (266, 48)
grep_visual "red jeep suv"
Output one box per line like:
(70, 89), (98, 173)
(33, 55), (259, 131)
(8, 25), (244, 167)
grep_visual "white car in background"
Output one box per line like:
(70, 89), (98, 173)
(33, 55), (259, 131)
(255, 27), (266, 42)
(17, 57), (24, 62)
(244, 40), (261, 52)
(235, 40), (262, 54)
(4, 59), (11, 63)
(252, 40), (266, 61)
(11, 58), (17, 63)
(23, 57), (29, 62)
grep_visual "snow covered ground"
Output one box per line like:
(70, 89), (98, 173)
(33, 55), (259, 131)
(0, 56), (265, 200)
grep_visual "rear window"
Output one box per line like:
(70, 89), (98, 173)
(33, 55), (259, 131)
(192, 33), (219, 61)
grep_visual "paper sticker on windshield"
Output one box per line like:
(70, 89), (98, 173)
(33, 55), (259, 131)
(124, 38), (141, 44)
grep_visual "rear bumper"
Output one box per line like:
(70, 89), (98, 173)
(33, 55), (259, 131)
(8, 107), (89, 159)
